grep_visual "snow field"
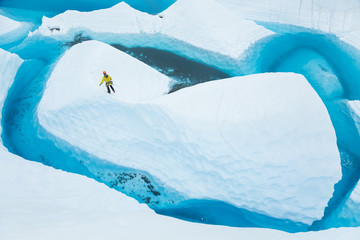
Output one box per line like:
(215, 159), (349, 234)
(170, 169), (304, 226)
(38, 40), (341, 224)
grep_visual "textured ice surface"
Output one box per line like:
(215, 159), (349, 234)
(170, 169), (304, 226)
(31, 0), (273, 74)
(37, 40), (341, 224)
(0, 49), (23, 140)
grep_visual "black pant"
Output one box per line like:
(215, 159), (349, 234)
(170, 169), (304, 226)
(107, 85), (115, 93)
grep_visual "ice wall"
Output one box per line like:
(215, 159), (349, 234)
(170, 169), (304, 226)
(0, 49), (23, 140)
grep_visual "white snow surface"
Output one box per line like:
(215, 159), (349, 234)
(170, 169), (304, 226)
(37, 40), (341, 224)
(0, 15), (31, 45)
(31, 0), (273, 74)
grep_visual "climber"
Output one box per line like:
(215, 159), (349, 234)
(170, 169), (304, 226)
(99, 71), (115, 94)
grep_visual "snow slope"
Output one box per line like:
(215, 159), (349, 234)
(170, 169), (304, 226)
(31, 0), (273, 74)
(0, 15), (31, 46)
(37, 40), (341, 225)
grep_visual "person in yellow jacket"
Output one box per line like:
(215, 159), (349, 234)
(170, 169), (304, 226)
(99, 71), (115, 94)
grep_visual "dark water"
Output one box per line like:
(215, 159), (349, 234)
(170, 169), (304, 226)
(112, 44), (231, 92)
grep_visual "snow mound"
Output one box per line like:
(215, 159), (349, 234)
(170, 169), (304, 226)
(0, 15), (32, 46)
(37, 40), (340, 224)
(31, 0), (273, 74)
(0, 49), (23, 140)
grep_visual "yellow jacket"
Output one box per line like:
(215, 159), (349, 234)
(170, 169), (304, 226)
(100, 75), (113, 86)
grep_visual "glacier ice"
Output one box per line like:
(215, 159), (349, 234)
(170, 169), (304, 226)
(2, 0), (360, 235)
(37, 40), (341, 225)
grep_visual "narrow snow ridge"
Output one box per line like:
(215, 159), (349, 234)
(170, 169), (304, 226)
(37, 40), (341, 224)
